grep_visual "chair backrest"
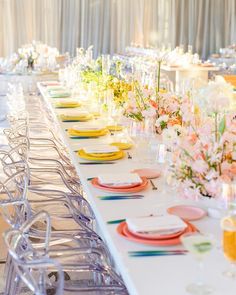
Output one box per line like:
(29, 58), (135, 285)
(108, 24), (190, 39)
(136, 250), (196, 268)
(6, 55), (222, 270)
(4, 211), (64, 295)
(0, 143), (29, 166)
(0, 169), (31, 229)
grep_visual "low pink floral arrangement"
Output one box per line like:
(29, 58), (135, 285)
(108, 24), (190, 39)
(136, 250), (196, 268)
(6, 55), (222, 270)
(123, 81), (182, 136)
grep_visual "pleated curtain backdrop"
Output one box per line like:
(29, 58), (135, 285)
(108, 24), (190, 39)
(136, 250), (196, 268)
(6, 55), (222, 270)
(0, 0), (235, 59)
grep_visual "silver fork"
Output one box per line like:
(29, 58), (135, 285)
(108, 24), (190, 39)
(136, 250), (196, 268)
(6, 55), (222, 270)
(127, 152), (132, 159)
(150, 179), (158, 190)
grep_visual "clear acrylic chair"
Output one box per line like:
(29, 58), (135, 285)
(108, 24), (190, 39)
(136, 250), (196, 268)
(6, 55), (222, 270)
(0, 162), (114, 266)
(4, 211), (127, 295)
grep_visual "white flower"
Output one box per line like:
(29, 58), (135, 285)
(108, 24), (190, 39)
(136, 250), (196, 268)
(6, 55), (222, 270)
(195, 77), (234, 114)
(141, 107), (156, 118)
(155, 114), (169, 127)
(162, 125), (180, 146)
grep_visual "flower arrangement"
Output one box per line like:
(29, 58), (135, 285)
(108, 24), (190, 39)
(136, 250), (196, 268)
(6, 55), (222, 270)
(106, 77), (132, 107)
(123, 82), (157, 121)
(173, 112), (236, 200)
(194, 76), (235, 115)
(0, 41), (59, 73)
(78, 58), (132, 107)
(123, 79), (183, 139)
(154, 92), (182, 133)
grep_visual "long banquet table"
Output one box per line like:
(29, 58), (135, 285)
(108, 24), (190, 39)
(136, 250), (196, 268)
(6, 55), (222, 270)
(38, 82), (236, 295)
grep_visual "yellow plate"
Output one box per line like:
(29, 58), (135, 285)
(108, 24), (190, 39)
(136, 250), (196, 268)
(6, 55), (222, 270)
(55, 103), (81, 108)
(78, 149), (124, 161)
(86, 151), (118, 158)
(107, 125), (123, 131)
(110, 142), (133, 150)
(60, 114), (92, 122)
(68, 128), (108, 137)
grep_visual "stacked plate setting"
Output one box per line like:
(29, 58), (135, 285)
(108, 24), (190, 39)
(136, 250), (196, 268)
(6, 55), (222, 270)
(117, 215), (198, 246)
(78, 145), (124, 161)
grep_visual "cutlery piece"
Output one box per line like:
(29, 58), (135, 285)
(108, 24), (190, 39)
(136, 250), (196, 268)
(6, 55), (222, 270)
(99, 197), (142, 201)
(107, 218), (126, 224)
(127, 152), (132, 159)
(128, 250), (188, 255)
(107, 213), (160, 224)
(150, 179), (158, 190)
(99, 196), (143, 201)
(71, 136), (97, 139)
(79, 162), (116, 165)
(87, 177), (95, 181)
(129, 252), (186, 257)
(98, 194), (144, 198)
(62, 120), (83, 122)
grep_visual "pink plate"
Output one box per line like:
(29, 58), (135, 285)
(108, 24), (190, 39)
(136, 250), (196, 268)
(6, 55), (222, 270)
(117, 221), (197, 246)
(97, 179), (142, 189)
(132, 168), (161, 179)
(91, 177), (148, 193)
(128, 227), (185, 240)
(167, 205), (207, 221)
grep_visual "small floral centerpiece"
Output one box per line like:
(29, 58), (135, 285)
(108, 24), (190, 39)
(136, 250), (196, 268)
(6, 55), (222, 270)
(123, 79), (183, 139)
(18, 45), (39, 70)
(1, 41), (59, 73)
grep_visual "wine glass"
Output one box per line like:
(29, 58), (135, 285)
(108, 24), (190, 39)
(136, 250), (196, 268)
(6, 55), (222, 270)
(221, 210), (236, 278)
(181, 232), (214, 294)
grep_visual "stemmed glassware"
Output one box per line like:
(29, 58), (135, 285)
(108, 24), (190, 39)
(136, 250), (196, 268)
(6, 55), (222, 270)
(181, 232), (214, 295)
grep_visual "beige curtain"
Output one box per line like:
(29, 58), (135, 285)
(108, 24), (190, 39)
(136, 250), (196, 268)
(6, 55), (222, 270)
(0, 0), (235, 59)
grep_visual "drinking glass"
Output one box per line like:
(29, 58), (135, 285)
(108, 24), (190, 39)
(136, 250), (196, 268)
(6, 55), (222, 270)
(221, 183), (236, 210)
(221, 211), (236, 278)
(102, 54), (111, 77)
(181, 232), (214, 294)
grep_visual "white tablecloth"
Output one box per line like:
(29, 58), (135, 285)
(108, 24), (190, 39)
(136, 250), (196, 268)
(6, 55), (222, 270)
(0, 72), (58, 95)
(38, 82), (236, 295)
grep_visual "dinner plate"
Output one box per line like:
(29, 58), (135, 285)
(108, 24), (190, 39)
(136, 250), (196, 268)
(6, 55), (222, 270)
(78, 149), (124, 161)
(128, 226), (185, 240)
(117, 221), (197, 246)
(97, 177), (145, 189)
(55, 102), (80, 108)
(167, 205), (207, 221)
(107, 125), (123, 131)
(60, 114), (92, 122)
(110, 142), (133, 150)
(91, 177), (149, 193)
(132, 168), (161, 179)
(68, 128), (108, 137)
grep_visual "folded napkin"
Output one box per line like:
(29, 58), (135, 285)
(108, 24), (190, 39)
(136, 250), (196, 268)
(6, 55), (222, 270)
(126, 214), (187, 233)
(61, 110), (89, 117)
(72, 124), (105, 131)
(55, 99), (80, 107)
(98, 173), (142, 186)
(83, 145), (119, 154)
(49, 90), (71, 98)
